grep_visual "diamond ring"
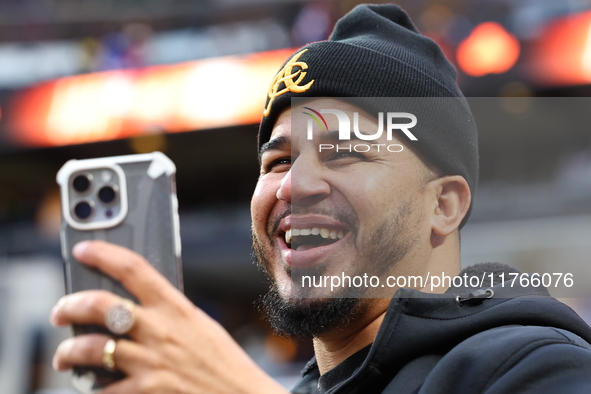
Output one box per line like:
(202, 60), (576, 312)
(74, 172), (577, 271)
(105, 299), (136, 335)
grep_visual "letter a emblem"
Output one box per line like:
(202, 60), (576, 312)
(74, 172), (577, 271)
(263, 49), (315, 117)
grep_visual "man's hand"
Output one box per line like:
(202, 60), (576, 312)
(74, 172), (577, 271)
(50, 240), (288, 394)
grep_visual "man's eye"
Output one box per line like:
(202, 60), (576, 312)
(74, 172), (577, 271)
(329, 151), (366, 161)
(264, 157), (292, 172)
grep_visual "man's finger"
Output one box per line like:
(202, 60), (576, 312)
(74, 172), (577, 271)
(100, 365), (191, 394)
(53, 335), (152, 375)
(100, 370), (165, 394)
(51, 290), (122, 326)
(99, 379), (136, 394)
(73, 240), (181, 305)
(50, 291), (145, 337)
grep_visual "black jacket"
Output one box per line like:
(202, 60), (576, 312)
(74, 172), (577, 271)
(291, 264), (591, 393)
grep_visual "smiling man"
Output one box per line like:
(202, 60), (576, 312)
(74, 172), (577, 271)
(252, 97), (468, 334)
(251, 1), (478, 355)
(251, 3), (591, 393)
(252, 96), (472, 381)
(50, 4), (591, 394)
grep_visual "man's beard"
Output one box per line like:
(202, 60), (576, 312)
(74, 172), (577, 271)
(252, 198), (419, 339)
(259, 287), (363, 339)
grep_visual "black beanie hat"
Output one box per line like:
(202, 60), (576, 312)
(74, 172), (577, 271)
(258, 4), (478, 227)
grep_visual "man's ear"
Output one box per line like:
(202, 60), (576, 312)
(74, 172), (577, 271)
(428, 175), (471, 237)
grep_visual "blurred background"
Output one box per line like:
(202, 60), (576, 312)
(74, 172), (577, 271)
(1, 0), (591, 392)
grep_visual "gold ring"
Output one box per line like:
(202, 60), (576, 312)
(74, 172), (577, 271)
(102, 339), (117, 371)
(105, 299), (136, 335)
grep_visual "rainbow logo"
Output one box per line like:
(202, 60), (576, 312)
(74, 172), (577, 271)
(302, 107), (328, 130)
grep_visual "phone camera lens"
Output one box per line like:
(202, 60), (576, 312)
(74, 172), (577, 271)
(73, 174), (91, 193)
(74, 201), (93, 220)
(98, 186), (117, 204)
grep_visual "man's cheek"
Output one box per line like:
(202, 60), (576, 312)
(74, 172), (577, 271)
(251, 212), (267, 227)
(250, 200), (271, 229)
(251, 179), (279, 221)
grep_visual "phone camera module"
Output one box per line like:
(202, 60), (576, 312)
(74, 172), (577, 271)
(98, 185), (117, 204)
(74, 201), (93, 220)
(73, 174), (92, 193)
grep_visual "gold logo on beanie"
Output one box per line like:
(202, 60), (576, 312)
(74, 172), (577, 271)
(264, 49), (314, 117)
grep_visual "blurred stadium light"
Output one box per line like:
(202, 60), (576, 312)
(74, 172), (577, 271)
(456, 22), (520, 77)
(527, 10), (591, 86)
(3, 49), (292, 147)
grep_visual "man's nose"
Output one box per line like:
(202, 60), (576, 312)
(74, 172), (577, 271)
(276, 161), (330, 206)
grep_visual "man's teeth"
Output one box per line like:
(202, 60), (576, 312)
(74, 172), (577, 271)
(285, 228), (344, 244)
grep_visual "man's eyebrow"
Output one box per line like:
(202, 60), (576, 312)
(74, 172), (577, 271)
(259, 135), (291, 157)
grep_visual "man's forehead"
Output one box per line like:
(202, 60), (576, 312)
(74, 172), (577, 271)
(269, 98), (379, 141)
(269, 110), (291, 141)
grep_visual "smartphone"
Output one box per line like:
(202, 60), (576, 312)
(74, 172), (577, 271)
(57, 152), (183, 393)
